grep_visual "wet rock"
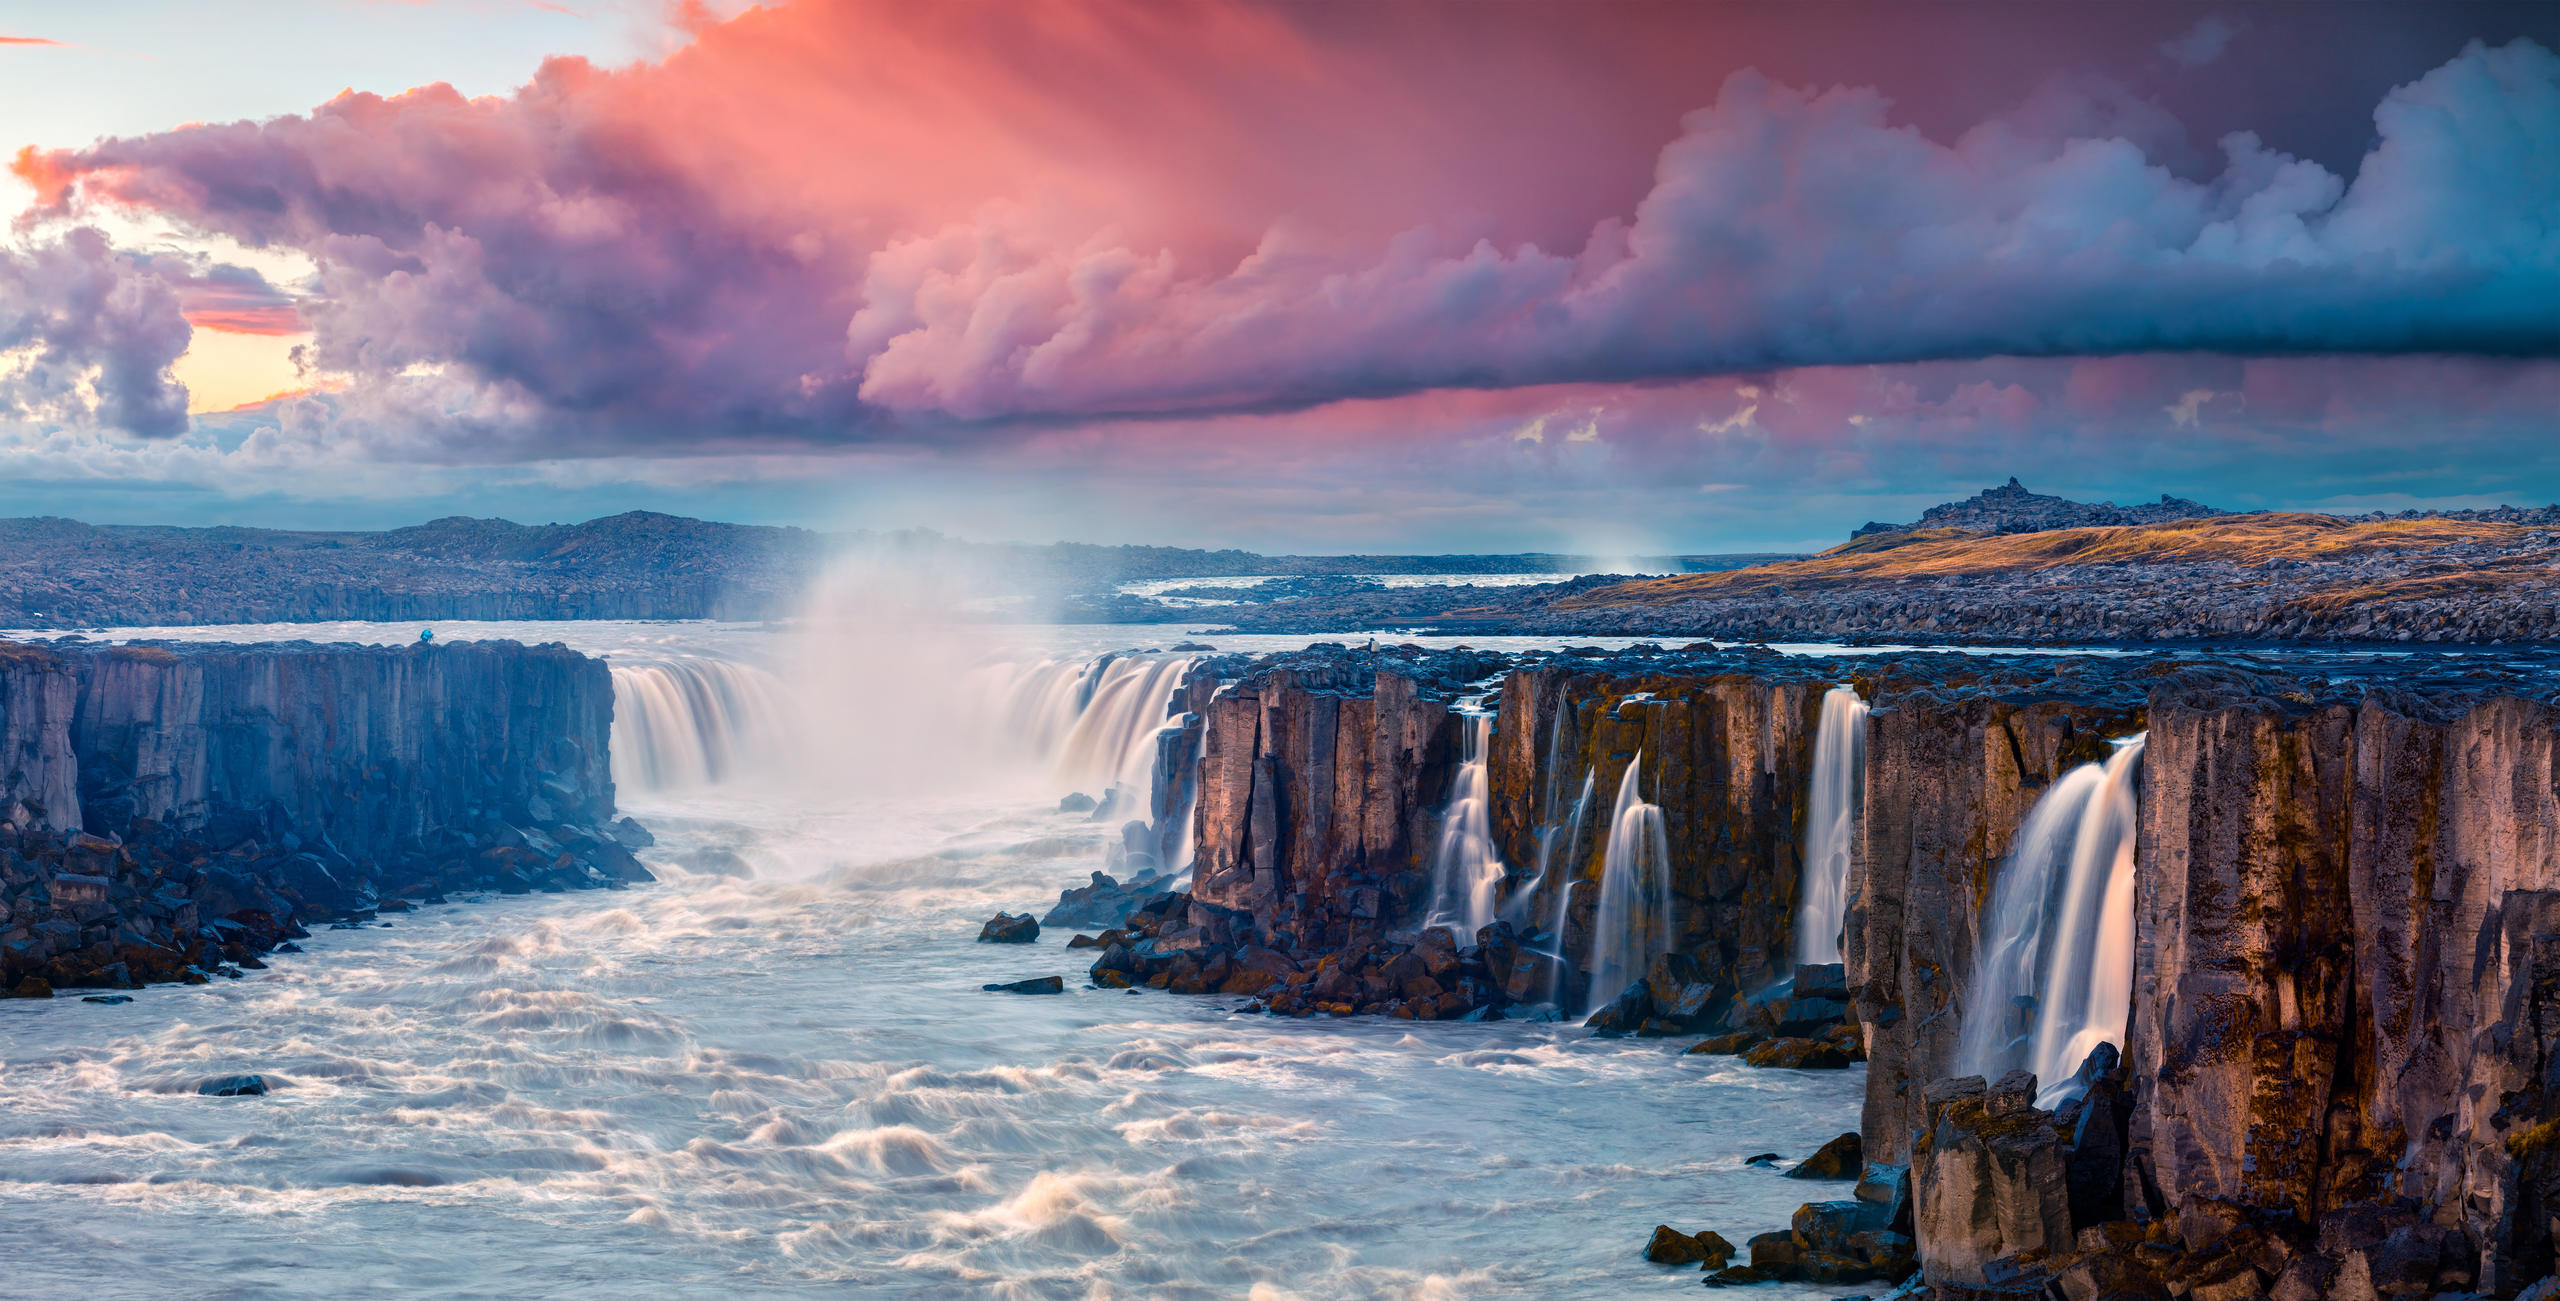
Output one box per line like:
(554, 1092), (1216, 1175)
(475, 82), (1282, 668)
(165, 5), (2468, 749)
(198, 1074), (268, 1097)
(1741, 1036), (1851, 1069)
(1787, 1132), (1865, 1180)
(81, 994), (133, 1005)
(981, 976), (1064, 995)
(1912, 1073), (2073, 1288)
(976, 912), (1039, 944)
(1744, 1153), (1783, 1168)
(1686, 1031), (1764, 1055)
(8, 976), (53, 999)
(1057, 792), (1098, 813)
(1585, 980), (1652, 1037)
(1643, 1225), (1734, 1267)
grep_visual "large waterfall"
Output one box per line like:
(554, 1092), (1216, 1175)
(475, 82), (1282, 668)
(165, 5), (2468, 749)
(963, 654), (1198, 800)
(1956, 734), (2146, 1106)
(1795, 685), (1869, 965)
(1587, 751), (1673, 1012)
(611, 659), (798, 792)
(613, 651), (1198, 814)
(1423, 712), (1505, 939)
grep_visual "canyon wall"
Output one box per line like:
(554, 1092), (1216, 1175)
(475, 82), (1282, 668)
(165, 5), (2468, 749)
(1, 637), (644, 995)
(1150, 644), (2560, 1295)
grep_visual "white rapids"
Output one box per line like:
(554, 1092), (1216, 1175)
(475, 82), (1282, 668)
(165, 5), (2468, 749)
(0, 619), (1861, 1300)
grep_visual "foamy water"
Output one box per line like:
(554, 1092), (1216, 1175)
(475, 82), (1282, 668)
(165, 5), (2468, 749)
(2, 620), (1865, 1299)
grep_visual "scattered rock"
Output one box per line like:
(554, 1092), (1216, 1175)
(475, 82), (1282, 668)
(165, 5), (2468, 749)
(981, 976), (1065, 995)
(1744, 1153), (1782, 1167)
(198, 1074), (269, 1097)
(977, 912), (1040, 944)
(1787, 1132), (1864, 1180)
(9, 976), (54, 999)
(80, 994), (133, 1005)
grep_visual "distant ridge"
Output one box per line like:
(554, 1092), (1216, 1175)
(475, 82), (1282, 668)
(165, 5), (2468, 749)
(1851, 478), (2234, 539)
(1853, 478), (2560, 542)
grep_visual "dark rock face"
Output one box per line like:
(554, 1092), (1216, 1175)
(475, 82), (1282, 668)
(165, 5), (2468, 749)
(1789, 1132), (1865, 1180)
(197, 1074), (268, 1097)
(0, 638), (642, 993)
(976, 912), (1039, 943)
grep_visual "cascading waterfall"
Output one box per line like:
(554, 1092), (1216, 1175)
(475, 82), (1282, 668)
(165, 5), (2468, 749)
(964, 654), (1198, 801)
(1586, 751), (1674, 1011)
(1795, 685), (1870, 965)
(1423, 713), (1505, 938)
(611, 659), (797, 792)
(1955, 734), (2147, 1107)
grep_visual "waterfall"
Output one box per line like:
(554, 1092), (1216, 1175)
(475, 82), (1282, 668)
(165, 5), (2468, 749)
(1795, 685), (1870, 965)
(1423, 713), (1505, 939)
(1587, 751), (1673, 1011)
(1955, 734), (2146, 1107)
(611, 659), (796, 792)
(963, 654), (1198, 801)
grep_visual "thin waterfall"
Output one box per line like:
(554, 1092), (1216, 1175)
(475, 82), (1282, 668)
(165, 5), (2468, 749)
(1504, 705), (1594, 933)
(1587, 751), (1673, 1012)
(1955, 734), (2147, 1106)
(1795, 685), (1870, 965)
(1538, 767), (1596, 1007)
(1423, 713), (1505, 938)
(611, 659), (796, 792)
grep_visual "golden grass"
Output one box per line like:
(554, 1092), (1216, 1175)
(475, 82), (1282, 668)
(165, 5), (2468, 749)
(1560, 514), (2528, 608)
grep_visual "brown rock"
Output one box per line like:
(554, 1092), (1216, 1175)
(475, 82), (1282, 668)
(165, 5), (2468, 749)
(1786, 1132), (1864, 1180)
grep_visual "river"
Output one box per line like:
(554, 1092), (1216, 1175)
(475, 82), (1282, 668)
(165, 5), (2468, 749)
(1, 618), (1879, 1300)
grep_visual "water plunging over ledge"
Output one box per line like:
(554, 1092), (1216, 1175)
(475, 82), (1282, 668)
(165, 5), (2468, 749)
(1795, 685), (1869, 966)
(1424, 711), (1505, 938)
(1587, 751), (1673, 1012)
(1956, 733), (2147, 1106)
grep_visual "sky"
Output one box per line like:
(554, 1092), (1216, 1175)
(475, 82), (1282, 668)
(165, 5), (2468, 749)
(2, 1), (2558, 553)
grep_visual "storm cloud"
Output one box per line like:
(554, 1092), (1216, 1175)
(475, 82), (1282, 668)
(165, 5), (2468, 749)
(9, 0), (2559, 453)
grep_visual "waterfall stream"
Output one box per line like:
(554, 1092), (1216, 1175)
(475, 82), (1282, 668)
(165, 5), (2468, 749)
(1956, 733), (2147, 1106)
(1423, 712), (1505, 939)
(1587, 751), (1673, 1012)
(1795, 685), (1869, 965)
(610, 658), (796, 792)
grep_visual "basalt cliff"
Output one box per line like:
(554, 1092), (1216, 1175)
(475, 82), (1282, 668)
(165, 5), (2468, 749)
(1077, 642), (2560, 1298)
(0, 638), (649, 996)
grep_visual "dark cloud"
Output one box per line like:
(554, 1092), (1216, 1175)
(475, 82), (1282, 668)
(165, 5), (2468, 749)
(8, 2), (2558, 458)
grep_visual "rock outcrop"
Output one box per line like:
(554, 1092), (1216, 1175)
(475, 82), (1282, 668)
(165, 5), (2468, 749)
(1091, 639), (2560, 1297)
(1, 637), (645, 994)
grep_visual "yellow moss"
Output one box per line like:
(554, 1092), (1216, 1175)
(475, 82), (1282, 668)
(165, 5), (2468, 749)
(2507, 1118), (2560, 1161)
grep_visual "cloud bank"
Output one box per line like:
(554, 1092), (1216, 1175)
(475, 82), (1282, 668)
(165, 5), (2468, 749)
(6, 1), (2559, 455)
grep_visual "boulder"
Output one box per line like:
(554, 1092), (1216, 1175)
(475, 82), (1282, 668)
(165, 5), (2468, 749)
(1585, 980), (1652, 1036)
(977, 912), (1039, 944)
(1057, 792), (1098, 813)
(1643, 1226), (1734, 1267)
(198, 1074), (268, 1097)
(1742, 1037), (1852, 1069)
(1787, 1132), (1865, 1180)
(1686, 1031), (1764, 1055)
(981, 976), (1065, 995)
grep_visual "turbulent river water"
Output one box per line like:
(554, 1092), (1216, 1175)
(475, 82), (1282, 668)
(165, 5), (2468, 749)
(0, 618), (1887, 1300)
